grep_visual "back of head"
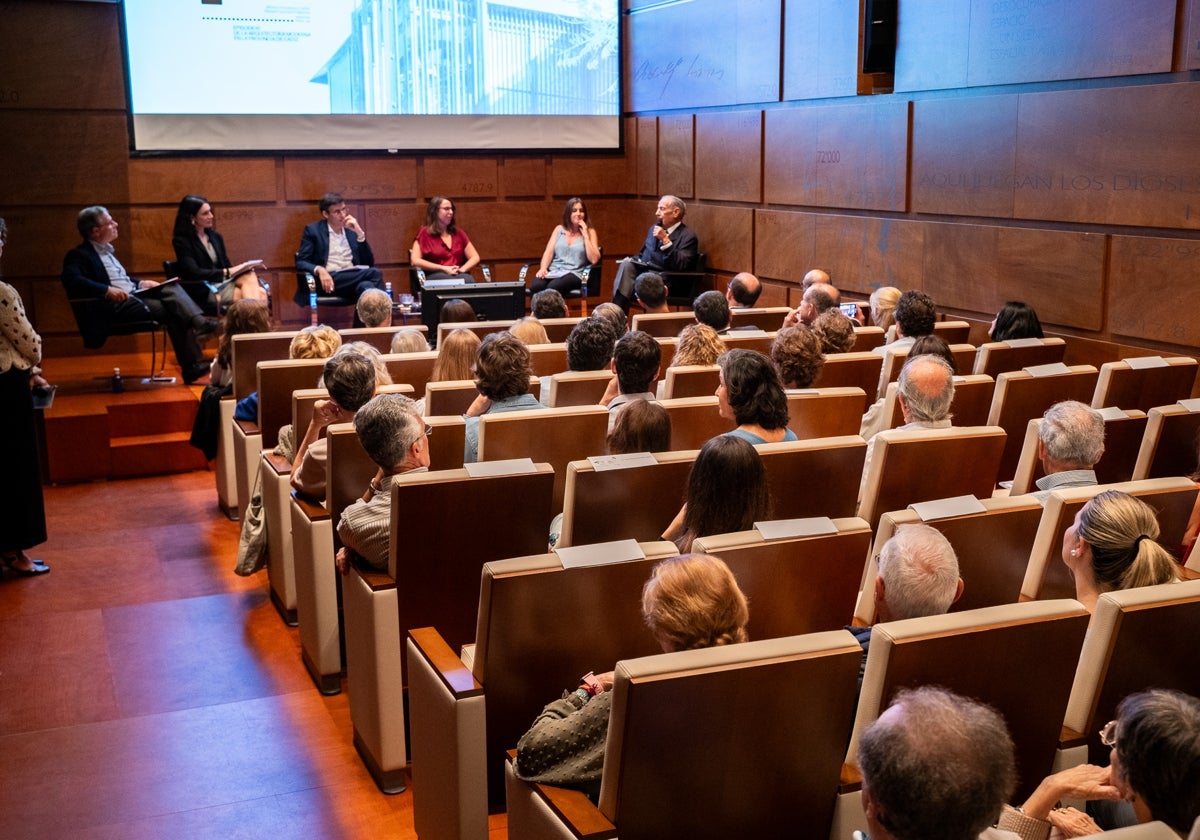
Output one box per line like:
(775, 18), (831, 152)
(509, 317), (550, 346)
(354, 393), (422, 470)
(1040, 400), (1105, 468)
(613, 330), (662, 394)
(641, 553), (749, 652)
(770, 325), (825, 389)
(323, 350), (377, 413)
(439, 298), (476, 325)
(718, 348), (791, 430)
(811, 309), (856, 353)
(728, 272), (762, 307)
(390, 328), (429, 354)
(634, 272), (667, 309)
(898, 354), (955, 423)
(289, 324), (342, 360)
(566, 317), (616, 371)
(356, 288), (393, 328)
(907, 334), (956, 373)
(607, 398), (671, 455)
(1114, 689), (1200, 833)
(216, 299), (271, 367)
(870, 286), (902, 331)
(475, 331), (532, 401)
(337, 341), (393, 387)
(531, 288), (567, 320)
(894, 290), (936, 338)
(431, 327), (480, 382)
(672, 323), (726, 367)
(802, 268), (831, 290)
(679, 435), (770, 551)
(991, 301), (1044, 341)
(1077, 490), (1178, 592)
(877, 523), (961, 620)
(590, 302), (628, 336)
(804, 282), (840, 316)
(858, 686), (1016, 840)
(693, 290), (730, 331)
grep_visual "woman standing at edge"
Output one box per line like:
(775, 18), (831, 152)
(529, 197), (601, 296)
(410, 196), (481, 282)
(0, 218), (50, 575)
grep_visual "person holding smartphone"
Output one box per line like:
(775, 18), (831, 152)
(610, 195), (698, 313)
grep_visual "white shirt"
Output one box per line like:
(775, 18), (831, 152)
(326, 224), (354, 272)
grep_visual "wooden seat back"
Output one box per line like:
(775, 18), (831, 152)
(425, 376), (540, 417)
(813, 351), (884, 396)
(662, 364), (720, 399)
(631, 311), (696, 338)
(720, 331), (775, 354)
(256, 358), (326, 445)
(538, 316), (587, 343)
(527, 342), (570, 377)
(656, 336), (678, 372)
(1091, 357), (1198, 412)
(341, 325), (428, 353)
(1132, 403), (1200, 481)
(880, 374), (996, 431)
(931, 320), (971, 344)
(988, 366), (1101, 480)
(1009, 410), (1149, 496)
(660, 390), (867, 451)
(731, 306), (789, 331)
(425, 414), (466, 471)
(547, 369), (615, 407)
(232, 331), (298, 399)
(850, 326), (886, 352)
(858, 425), (1008, 529)
(972, 337), (1067, 378)
(382, 349), (438, 393)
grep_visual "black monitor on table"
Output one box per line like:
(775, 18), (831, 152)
(421, 281), (525, 342)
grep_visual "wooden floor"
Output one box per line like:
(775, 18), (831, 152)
(0, 467), (508, 839)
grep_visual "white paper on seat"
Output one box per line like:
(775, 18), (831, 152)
(1024, 362), (1073, 377)
(755, 517), (838, 539)
(556, 538), (646, 569)
(909, 495), (987, 521)
(784, 388), (819, 395)
(1179, 398), (1200, 412)
(1097, 406), (1130, 421)
(1005, 338), (1045, 348)
(464, 458), (538, 477)
(1124, 355), (1168, 369)
(588, 452), (658, 471)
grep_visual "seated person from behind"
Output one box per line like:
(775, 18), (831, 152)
(233, 324), (342, 426)
(529, 197), (601, 296)
(531, 288), (567, 320)
(599, 330), (661, 429)
(1028, 400), (1104, 502)
(693, 290), (731, 333)
(870, 285), (902, 340)
(873, 289), (936, 355)
(390, 328), (428, 354)
(770, 324), (824, 389)
(845, 523), (963, 683)
(438, 297), (476, 326)
(566, 317), (616, 372)
(662, 434), (771, 553)
(611, 195), (698, 313)
(783, 281), (839, 328)
(607, 398), (671, 455)
(634, 272), (670, 314)
(671, 322), (726, 367)
(590, 301), (627, 337)
(291, 349), (379, 502)
(410, 195), (481, 282)
(463, 331), (546, 463)
(990, 300), (1044, 341)
(172, 194), (268, 310)
(62, 205), (219, 385)
(335, 393), (430, 574)
(509, 317), (550, 346)
(356, 288), (393, 328)
(811, 308), (856, 353)
(717, 348), (797, 444)
(294, 192), (385, 306)
(514, 554), (749, 801)
(860, 333), (956, 441)
(725, 272), (762, 309)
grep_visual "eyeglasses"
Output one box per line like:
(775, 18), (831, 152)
(424, 424), (433, 437)
(1099, 719), (1118, 748)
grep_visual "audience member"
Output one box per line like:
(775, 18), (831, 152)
(870, 285), (902, 336)
(355, 288), (393, 328)
(802, 268), (831, 290)
(811, 308), (856, 353)
(171, 194), (268, 309)
(62, 205), (219, 384)
(410, 196), (481, 281)
(717, 348), (796, 444)
(335, 394), (430, 574)
(590, 301), (628, 336)
(416, 326), (479, 415)
(770, 325), (825, 389)
(693, 290), (731, 332)
(208, 299), (271, 389)
(611, 195), (699, 312)
(784, 281), (840, 328)
(509, 316), (550, 346)
(990, 301), (1044, 342)
(663, 435), (771, 553)
(390, 328), (429, 354)
(531, 288), (568, 320)
(463, 332), (545, 462)
(294, 192), (385, 307)
(1029, 400), (1105, 501)
(600, 330), (661, 429)
(858, 686), (1017, 840)
(606, 398), (671, 455)
(634, 272), (670, 313)
(566, 317), (616, 371)
(515, 554), (749, 801)
(726, 272), (762, 308)
(874, 289), (936, 355)
(338, 341), (394, 389)
(439, 298), (477, 325)
(860, 335), (956, 441)
(530, 197), (601, 296)
(908, 334), (957, 371)
(671, 323), (726, 367)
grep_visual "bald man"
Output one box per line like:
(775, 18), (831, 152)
(726, 272), (762, 308)
(802, 268), (830, 290)
(784, 281), (840, 327)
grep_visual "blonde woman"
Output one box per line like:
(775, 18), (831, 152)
(416, 327), (481, 415)
(671, 323), (726, 368)
(509, 317), (550, 346)
(870, 286), (902, 337)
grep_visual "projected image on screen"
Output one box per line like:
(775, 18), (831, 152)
(121, 0), (620, 153)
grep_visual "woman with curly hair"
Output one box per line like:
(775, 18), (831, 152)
(670, 323), (726, 368)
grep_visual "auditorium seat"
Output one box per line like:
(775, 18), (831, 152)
(630, 311), (697, 338)
(878, 373), (996, 431)
(1091, 356), (1198, 412)
(526, 342), (570, 377)
(435, 319), (513, 346)
(731, 306), (790, 331)
(538, 316), (586, 343)
(1008, 409), (1148, 496)
(972, 337), (1068, 378)
(424, 375), (539, 417)
(987, 365), (1100, 481)
(547, 369), (614, 407)
(850, 326), (886, 352)
(659, 390), (867, 451)
(719, 330), (775, 355)
(876, 342), (977, 400)
(660, 363), (720, 399)
(812, 350), (884, 396)
(381, 349), (438, 394)
(1132, 402), (1200, 481)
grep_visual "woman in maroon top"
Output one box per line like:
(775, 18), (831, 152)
(409, 196), (482, 282)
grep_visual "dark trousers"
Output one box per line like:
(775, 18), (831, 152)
(110, 284), (203, 370)
(611, 259), (653, 311)
(529, 272), (582, 295)
(330, 267), (386, 304)
(0, 366), (47, 552)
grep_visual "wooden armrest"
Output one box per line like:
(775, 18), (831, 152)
(1180, 566), (1200, 581)
(1058, 726), (1087, 749)
(235, 418), (260, 435)
(350, 553), (396, 592)
(291, 490), (330, 521)
(504, 752), (617, 839)
(408, 627), (482, 698)
(839, 762), (863, 793)
(264, 451), (293, 477)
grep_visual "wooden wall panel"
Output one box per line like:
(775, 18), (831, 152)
(502, 157), (548, 198)
(457, 201), (557, 262)
(0, 206), (108, 279)
(547, 153), (632, 198)
(658, 115), (694, 199)
(1184, 0), (1200, 69)
(626, 0), (781, 111)
(781, 0), (860, 101)
(1109, 236), (1200, 348)
(421, 159), (499, 200)
(1013, 84), (1200, 230)
(0, 0), (125, 110)
(282, 158), (418, 203)
(753, 210), (816, 283)
(695, 111), (762, 203)
(894, 0), (971, 92)
(911, 96), (1019, 218)
(764, 101), (908, 212)
(361, 203), (427, 267)
(922, 223), (1105, 330)
(812, 215), (926, 296)
(590, 198), (657, 261)
(0, 113), (130, 206)
(636, 117), (658, 196)
(680, 205), (753, 277)
(128, 159), (278, 205)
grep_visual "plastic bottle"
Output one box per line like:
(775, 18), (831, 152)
(306, 272), (318, 325)
(385, 280), (393, 300)
(111, 367), (124, 393)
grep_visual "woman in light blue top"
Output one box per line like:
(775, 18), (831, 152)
(529, 197), (601, 295)
(716, 349), (797, 445)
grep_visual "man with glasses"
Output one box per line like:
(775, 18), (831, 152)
(294, 192), (386, 307)
(335, 393), (431, 573)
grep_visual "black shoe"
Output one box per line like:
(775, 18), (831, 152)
(184, 362), (211, 385)
(193, 317), (222, 339)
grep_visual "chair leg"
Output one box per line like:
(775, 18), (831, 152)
(143, 326), (176, 384)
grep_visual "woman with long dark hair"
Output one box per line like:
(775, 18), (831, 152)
(171, 194), (268, 309)
(717, 348), (796, 444)
(529, 197), (601, 296)
(664, 434), (771, 553)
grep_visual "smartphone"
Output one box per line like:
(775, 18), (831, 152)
(839, 302), (859, 318)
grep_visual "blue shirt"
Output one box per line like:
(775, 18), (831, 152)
(463, 393), (545, 463)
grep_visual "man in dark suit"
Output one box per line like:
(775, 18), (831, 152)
(294, 192), (386, 307)
(611, 195), (698, 313)
(61, 206), (218, 384)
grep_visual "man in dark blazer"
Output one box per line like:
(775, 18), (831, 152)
(61, 206), (218, 384)
(294, 192), (386, 307)
(611, 195), (699, 313)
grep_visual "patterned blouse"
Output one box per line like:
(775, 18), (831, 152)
(0, 282), (42, 374)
